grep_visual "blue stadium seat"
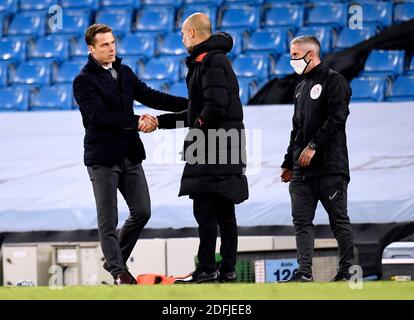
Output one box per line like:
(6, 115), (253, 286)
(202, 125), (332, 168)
(270, 53), (293, 78)
(387, 75), (414, 101)
(60, 0), (99, 10)
(54, 61), (84, 83)
(138, 56), (181, 82)
(0, 61), (8, 87)
(357, 2), (392, 27)
(238, 78), (257, 105)
(168, 81), (188, 97)
(363, 50), (405, 78)
(0, 0), (18, 14)
(141, 0), (182, 7)
(118, 33), (155, 59)
(295, 26), (334, 54)
(244, 30), (288, 55)
(8, 11), (46, 37)
(135, 6), (175, 33)
(184, 0), (222, 5)
(30, 85), (73, 111)
(48, 9), (91, 36)
(180, 59), (187, 80)
(96, 9), (133, 35)
(142, 79), (169, 91)
(29, 85), (67, 111)
(307, 3), (347, 29)
(394, 3), (414, 24)
(350, 77), (388, 102)
(262, 4), (304, 29)
(177, 4), (218, 31)
(70, 38), (89, 59)
(28, 37), (69, 62)
(10, 61), (53, 86)
(158, 33), (187, 57)
(19, 0), (57, 11)
(218, 5), (260, 32)
(100, 0), (141, 9)
(0, 12), (4, 37)
(224, 0), (264, 4)
(334, 25), (378, 51)
(121, 55), (144, 71)
(0, 37), (26, 63)
(408, 57), (414, 75)
(232, 53), (270, 81)
(0, 86), (30, 111)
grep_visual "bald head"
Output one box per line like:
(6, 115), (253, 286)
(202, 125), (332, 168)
(181, 12), (212, 52)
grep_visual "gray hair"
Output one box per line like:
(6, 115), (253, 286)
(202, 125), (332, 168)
(290, 35), (321, 58)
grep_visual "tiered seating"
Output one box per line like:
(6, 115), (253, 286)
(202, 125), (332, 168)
(0, 0), (413, 111)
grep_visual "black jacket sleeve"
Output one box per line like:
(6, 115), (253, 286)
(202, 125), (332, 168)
(281, 113), (298, 170)
(310, 73), (351, 147)
(157, 110), (189, 129)
(132, 71), (188, 112)
(199, 56), (229, 124)
(73, 74), (138, 130)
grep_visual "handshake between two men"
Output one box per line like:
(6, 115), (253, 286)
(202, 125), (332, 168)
(138, 114), (159, 133)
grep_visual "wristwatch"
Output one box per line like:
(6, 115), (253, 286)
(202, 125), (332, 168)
(307, 142), (317, 150)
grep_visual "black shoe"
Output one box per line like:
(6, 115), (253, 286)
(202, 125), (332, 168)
(219, 271), (237, 283)
(280, 270), (313, 283)
(331, 272), (351, 282)
(174, 270), (219, 284)
(114, 271), (137, 285)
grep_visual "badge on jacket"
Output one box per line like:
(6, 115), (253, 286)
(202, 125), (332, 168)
(310, 84), (322, 100)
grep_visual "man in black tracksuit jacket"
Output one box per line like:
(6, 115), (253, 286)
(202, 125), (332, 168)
(281, 36), (354, 282)
(154, 14), (248, 283)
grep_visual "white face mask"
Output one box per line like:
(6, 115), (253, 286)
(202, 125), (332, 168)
(290, 51), (311, 75)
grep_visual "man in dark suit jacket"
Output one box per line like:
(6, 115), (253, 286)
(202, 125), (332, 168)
(73, 24), (187, 285)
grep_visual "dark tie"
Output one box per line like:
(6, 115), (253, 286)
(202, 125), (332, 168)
(108, 67), (117, 80)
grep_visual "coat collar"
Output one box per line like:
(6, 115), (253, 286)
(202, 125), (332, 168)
(86, 54), (122, 73)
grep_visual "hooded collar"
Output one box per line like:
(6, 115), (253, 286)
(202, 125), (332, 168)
(86, 54), (122, 73)
(186, 32), (233, 66)
(303, 61), (329, 79)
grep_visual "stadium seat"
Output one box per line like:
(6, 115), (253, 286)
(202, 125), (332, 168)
(270, 53), (294, 78)
(244, 30), (288, 55)
(238, 78), (257, 105)
(54, 61), (84, 84)
(48, 9), (91, 36)
(262, 4), (304, 29)
(143, 79), (169, 91)
(141, 0), (182, 7)
(0, 12), (4, 37)
(135, 6), (175, 33)
(0, 0), (18, 14)
(30, 85), (73, 110)
(408, 57), (414, 75)
(232, 53), (270, 81)
(307, 3), (348, 29)
(387, 75), (414, 101)
(8, 11), (46, 37)
(121, 55), (143, 71)
(10, 61), (53, 86)
(363, 50), (405, 78)
(60, 0), (99, 10)
(224, 0), (264, 4)
(96, 9), (133, 35)
(118, 33), (156, 59)
(357, 2), (392, 27)
(0, 86), (30, 111)
(350, 77), (388, 102)
(334, 25), (378, 51)
(19, 0), (57, 11)
(70, 38), (89, 59)
(184, 0), (222, 5)
(167, 81), (188, 97)
(100, 0), (141, 9)
(180, 59), (187, 80)
(177, 4), (218, 31)
(218, 5), (260, 32)
(158, 33), (187, 57)
(0, 38), (26, 63)
(394, 3), (414, 24)
(28, 37), (69, 62)
(138, 56), (181, 82)
(0, 61), (8, 87)
(295, 26), (333, 55)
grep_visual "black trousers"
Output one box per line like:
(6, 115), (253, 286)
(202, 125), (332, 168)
(193, 194), (237, 274)
(87, 158), (151, 277)
(289, 175), (354, 276)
